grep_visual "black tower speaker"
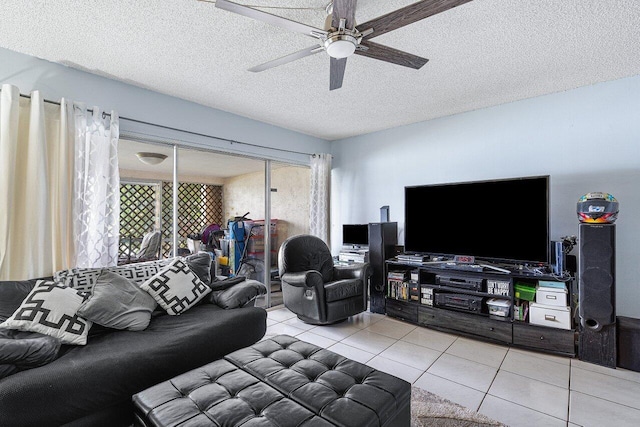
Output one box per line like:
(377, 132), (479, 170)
(368, 222), (398, 314)
(578, 223), (616, 367)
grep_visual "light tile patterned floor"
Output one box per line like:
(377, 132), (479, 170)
(264, 306), (640, 427)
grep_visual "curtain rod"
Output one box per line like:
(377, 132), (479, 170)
(10, 91), (314, 157)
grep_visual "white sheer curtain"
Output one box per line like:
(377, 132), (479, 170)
(309, 153), (332, 245)
(0, 84), (120, 280)
(73, 104), (120, 268)
(0, 84), (74, 280)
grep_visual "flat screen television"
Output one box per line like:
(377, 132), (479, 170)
(404, 176), (550, 265)
(343, 224), (369, 248)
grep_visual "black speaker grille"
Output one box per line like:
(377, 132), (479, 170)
(578, 224), (615, 329)
(581, 240), (614, 263)
(581, 267), (614, 290)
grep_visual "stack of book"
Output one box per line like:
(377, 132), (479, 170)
(387, 271), (421, 302)
(387, 271), (408, 300)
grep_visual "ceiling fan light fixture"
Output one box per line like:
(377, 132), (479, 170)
(214, 0), (447, 90)
(325, 34), (357, 59)
(136, 152), (168, 165)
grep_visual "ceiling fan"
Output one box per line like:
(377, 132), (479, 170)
(214, 0), (473, 90)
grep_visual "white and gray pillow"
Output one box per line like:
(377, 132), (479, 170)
(0, 281), (92, 345)
(140, 258), (211, 315)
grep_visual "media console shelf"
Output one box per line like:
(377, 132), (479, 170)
(384, 259), (577, 357)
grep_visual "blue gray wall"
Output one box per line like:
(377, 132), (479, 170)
(331, 75), (640, 318)
(0, 47), (328, 164)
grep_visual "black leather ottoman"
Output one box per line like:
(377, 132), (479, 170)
(132, 358), (333, 427)
(133, 334), (411, 427)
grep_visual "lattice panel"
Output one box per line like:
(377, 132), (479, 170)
(119, 183), (159, 256)
(161, 182), (224, 257)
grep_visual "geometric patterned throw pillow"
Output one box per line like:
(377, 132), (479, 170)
(54, 258), (173, 292)
(140, 258), (211, 315)
(0, 281), (92, 345)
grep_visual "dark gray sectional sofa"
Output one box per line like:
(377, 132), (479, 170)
(0, 257), (268, 426)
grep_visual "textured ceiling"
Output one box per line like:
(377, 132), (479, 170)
(1, 0), (639, 141)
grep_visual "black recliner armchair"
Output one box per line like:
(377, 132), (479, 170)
(278, 234), (371, 325)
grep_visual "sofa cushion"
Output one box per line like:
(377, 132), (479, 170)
(141, 258), (211, 315)
(77, 270), (157, 331)
(208, 279), (267, 309)
(0, 281), (92, 345)
(185, 252), (213, 285)
(0, 329), (61, 379)
(209, 275), (247, 291)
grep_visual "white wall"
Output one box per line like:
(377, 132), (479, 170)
(0, 47), (329, 164)
(331, 75), (640, 318)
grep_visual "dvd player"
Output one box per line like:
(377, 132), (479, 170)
(436, 274), (484, 291)
(435, 293), (483, 312)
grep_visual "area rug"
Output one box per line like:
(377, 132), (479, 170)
(411, 386), (507, 427)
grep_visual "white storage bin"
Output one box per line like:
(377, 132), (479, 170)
(538, 280), (566, 289)
(487, 298), (511, 320)
(529, 302), (571, 330)
(536, 285), (567, 307)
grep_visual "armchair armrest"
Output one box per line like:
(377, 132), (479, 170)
(280, 270), (327, 322)
(333, 263), (371, 281)
(280, 271), (324, 290)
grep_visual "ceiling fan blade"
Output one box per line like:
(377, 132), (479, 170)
(216, 0), (328, 39)
(330, 57), (348, 91)
(332, 0), (358, 30)
(357, 0), (473, 39)
(248, 46), (324, 72)
(355, 40), (429, 69)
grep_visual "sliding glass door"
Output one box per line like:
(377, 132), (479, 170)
(118, 138), (310, 308)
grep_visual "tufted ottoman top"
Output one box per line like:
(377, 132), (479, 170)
(132, 358), (334, 427)
(133, 334), (410, 427)
(225, 335), (411, 427)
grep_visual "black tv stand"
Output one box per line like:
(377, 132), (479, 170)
(382, 257), (577, 357)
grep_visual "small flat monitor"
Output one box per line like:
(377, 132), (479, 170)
(343, 224), (369, 249)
